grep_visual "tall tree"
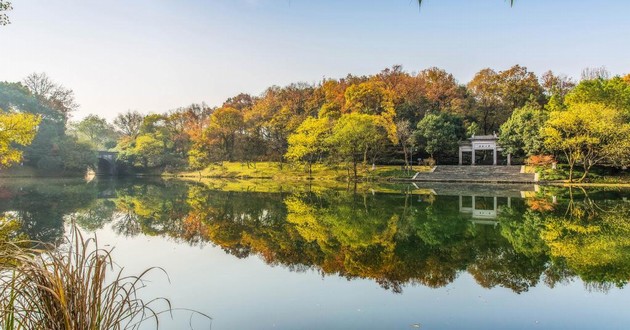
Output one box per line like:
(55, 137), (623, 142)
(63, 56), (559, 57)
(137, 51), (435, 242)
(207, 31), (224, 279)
(207, 107), (244, 162)
(114, 110), (144, 138)
(414, 112), (465, 162)
(286, 117), (331, 178)
(499, 102), (548, 157)
(468, 65), (543, 134)
(23, 73), (78, 124)
(328, 113), (388, 179)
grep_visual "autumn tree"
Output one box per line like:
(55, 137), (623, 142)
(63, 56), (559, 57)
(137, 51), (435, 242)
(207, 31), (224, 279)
(468, 65), (544, 134)
(417, 67), (467, 115)
(246, 85), (318, 164)
(0, 110), (41, 167)
(328, 113), (389, 179)
(285, 117), (331, 178)
(207, 107), (244, 161)
(542, 103), (630, 182)
(344, 80), (397, 142)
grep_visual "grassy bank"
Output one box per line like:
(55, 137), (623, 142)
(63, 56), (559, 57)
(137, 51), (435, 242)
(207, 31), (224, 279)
(167, 162), (429, 181)
(535, 164), (630, 185)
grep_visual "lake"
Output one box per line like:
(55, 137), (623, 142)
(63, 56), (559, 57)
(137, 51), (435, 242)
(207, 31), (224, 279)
(1, 178), (629, 329)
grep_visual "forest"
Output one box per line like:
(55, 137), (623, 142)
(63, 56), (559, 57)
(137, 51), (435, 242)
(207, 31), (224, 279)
(1, 65), (629, 181)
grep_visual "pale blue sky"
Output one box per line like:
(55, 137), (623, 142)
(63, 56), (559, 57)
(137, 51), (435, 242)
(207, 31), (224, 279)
(1, 0), (628, 121)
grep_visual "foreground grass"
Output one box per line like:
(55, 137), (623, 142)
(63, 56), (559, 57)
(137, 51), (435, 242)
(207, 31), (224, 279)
(167, 162), (428, 181)
(0, 225), (209, 329)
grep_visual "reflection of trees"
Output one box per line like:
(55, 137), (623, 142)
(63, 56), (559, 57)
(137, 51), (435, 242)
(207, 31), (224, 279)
(0, 180), (99, 243)
(539, 189), (630, 288)
(3, 178), (630, 294)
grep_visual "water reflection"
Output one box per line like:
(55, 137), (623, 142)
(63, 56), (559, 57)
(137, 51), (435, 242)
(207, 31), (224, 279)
(1, 178), (629, 294)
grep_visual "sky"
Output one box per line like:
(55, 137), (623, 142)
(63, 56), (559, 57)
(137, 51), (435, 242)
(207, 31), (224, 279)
(1, 0), (629, 121)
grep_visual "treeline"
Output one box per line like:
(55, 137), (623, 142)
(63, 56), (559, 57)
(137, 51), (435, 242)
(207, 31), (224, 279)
(2, 66), (630, 180)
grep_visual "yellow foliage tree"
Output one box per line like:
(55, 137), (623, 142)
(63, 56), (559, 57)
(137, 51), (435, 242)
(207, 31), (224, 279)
(541, 103), (630, 182)
(0, 110), (41, 167)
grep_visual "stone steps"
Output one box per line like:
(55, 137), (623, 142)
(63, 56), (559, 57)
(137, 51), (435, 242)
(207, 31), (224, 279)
(412, 165), (536, 183)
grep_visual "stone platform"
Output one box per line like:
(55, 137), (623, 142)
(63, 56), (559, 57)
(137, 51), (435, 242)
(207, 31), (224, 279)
(411, 165), (537, 184)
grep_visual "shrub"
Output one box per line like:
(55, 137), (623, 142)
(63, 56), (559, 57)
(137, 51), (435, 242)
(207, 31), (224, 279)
(526, 154), (555, 166)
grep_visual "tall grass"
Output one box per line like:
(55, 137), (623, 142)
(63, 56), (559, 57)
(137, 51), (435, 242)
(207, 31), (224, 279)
(0, 225), (177, 330)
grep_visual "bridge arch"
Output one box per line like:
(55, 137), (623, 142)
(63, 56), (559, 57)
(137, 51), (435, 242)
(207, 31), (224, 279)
(96, 151), (118, 176)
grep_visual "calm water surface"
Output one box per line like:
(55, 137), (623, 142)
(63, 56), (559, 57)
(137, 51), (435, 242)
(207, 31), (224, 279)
(1, 178), (629, 329)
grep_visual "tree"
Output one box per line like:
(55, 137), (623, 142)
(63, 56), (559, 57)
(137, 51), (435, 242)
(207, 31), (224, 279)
(344, 81), (397, 142)
(114, 110), (144, 138)
(565, 76), (630, 119)
(468, 65), (544, 134)
(285, 117), (331, 178)
(0, 0), (11, 26)
(0, 82), (65, 168)
(540, 71), (575, 99)
(417, 67), (467, 115)
(414, 112), (465, 162)
(328, 113), (388, 179)
(0, 110), (41, 167)
(23, 73), (78, 124)
(207, 107), (244, 162)
(542, 103), (630, 182)
(134, 134), (166, 168)
(71, 114), (118, 149)
(499, 102), (548, 157)
(56, 136), (97, 172)
(395, 120), (414, 170)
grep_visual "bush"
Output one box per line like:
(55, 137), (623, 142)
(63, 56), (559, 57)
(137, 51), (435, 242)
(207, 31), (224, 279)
(526, 154), (555, 166)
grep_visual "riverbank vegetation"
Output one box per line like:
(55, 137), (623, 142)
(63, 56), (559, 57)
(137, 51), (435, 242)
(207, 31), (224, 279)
(2, 66), (629, 182)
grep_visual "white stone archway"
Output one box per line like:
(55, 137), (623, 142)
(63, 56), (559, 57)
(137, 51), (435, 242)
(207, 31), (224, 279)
(458, 134), (511, 166)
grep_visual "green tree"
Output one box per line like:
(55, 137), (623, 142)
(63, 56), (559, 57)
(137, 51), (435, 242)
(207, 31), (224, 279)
(286, 117), (331, 178)
(328, 113), (388, 179)
(542, 103), (630, 182)
(71, 114), (119, 149)
(56, 136), (97, 172)
(565, 76), (630, 119)
(0, 110), (41, 167)
(499, 102), (548, 157)
(134, 134), (165, 168)
(414, 112), (465, 162)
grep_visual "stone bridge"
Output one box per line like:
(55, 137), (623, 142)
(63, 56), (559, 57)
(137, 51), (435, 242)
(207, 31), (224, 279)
(97, 151), (118, 176)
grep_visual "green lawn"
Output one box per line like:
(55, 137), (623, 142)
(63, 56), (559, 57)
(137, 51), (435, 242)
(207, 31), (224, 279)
(167, 162), (429, 181)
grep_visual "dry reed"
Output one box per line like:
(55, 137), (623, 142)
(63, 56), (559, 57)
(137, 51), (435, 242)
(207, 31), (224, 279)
(0, 225), (175, 330)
